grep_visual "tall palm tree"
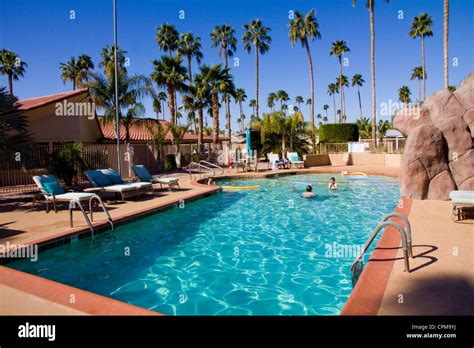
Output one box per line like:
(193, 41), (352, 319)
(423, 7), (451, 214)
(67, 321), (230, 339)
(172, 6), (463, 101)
(151, 55), (188, 125)
(444, 0), (449, 89)
(337, 75), (350, 121)
(323, 104), (329, 120)
(235, 88), (247, 133)
(211, 24), (237, 137)
(199, 64), (236, 144)
(351, 74), (365, 117)
(177, 33), (203, 86)
(410, 66), (425, 102)
(289, 9), (321, 151)
(276, 89), (289, 112)
(249, 99), (257, 116)
(0, 50), (28, 96)
(295, 96), (304, 110)
(352, 0), (390, 145)
(327, 83), (339, 123)
(398, 86), (412, 106)
(242, 19), (272, 119)
(60, 55), (94, 90)
(267, 92), (276, 112)
(410, 13), (433, 100)
(156, 23), (179, 57)
(99, 45), (127, 79)
(330, 40), (350, 120)
(77, 54), (94, 87)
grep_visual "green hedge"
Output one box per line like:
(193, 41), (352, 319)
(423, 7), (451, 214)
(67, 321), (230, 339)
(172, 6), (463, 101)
(318, 123), (359, 143)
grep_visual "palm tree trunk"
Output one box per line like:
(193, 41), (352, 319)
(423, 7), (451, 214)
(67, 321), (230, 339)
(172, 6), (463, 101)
(357, 87), (362, 117)
(162, 100), (165, 120)
(255, 46), (259, 119)
(418, 79), (421, 102)
(370, 2), (377, 146)
(339, 58), (343, 123)
(239, 101), (244, 132)
(444, 0), (449, 89)
(198, 107), (203, 150)
(187, 53), (193, 86)
(422, 35), (426, 100)
(212, 91), (219, 144)
(305, 40), (315, 153)
(333, 94), (337, 123)
(168, 85), (176, 125)
(342, 88), (346, 122)
(224, 53), (231, 137)
(7, 73), (13, 96)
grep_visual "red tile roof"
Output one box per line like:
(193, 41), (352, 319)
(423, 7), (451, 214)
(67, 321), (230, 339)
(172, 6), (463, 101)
(17, 88), (89, 111)
(99, 117), (228, 144)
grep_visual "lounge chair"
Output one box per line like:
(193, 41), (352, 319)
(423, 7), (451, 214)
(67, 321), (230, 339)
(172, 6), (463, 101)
(84, 169), (152, 201)
(450, 190), (474, 222)
(288, 152), (305, 169)
(268, 153), (287, 170)
(132, 165), (180, 191)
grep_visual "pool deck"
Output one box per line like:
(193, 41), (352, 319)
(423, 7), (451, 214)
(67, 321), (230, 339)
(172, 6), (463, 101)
(0, 165), (472, 315)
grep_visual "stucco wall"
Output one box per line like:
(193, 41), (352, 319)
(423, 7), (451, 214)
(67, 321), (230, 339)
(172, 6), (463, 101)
(304, 153), (401, 167)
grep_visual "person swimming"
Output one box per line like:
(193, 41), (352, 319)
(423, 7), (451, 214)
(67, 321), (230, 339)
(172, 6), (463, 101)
(301, 185), (315, 198)
(328, 177), (337, 190)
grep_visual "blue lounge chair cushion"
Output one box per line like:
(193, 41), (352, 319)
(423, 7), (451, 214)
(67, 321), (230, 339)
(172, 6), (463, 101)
(132, 165), (153, 182)
(100, 169), (125, 185)
(43, 180), (65, 196)
(84, 170), (113, 187)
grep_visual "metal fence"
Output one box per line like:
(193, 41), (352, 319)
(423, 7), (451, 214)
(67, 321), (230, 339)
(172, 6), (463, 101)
(0, 143), (158, 194)
(319, 139), (405, 154)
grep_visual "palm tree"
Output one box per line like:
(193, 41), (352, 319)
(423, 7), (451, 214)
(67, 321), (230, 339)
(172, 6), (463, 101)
(351, 74), (365, 117)
(151, 55), (188, 125)
(330, 40), (350, 120)
(323, 104), (329, 120)
(99, 45), (127, 79)
(168, 123), (191, 167)
(0, 87), (32, 157)
(289, 9), (321, 152)
(267, 92), (276, 112)
(410, 13), (433, 100)
(146, 120), (168, 169)
(199, 64), (236, 144)
(156, 23), (179, 57)
(88, 71), (147, 144)
(377, 119), (391, 142)
(235, 88), (247, 133)
(295, 96), (304, 110)
(249, 99), (257, 116)
(337, 75), (350, 121)
(60, 57), (80, 90)
(177, 33), (203, 86)
(60, 55), (94, 90)
(327, 83), (339, 123)
(322, 115), (328, 123)
(276, 89), (290, 112)
(211, 24), (237, 137)
(410, 66), (425, 102)
(356, 116), (372, 139)
(242, 19), (272, 119)
(398, 86), (412, 106)
(444, 0), (449, 89)
(352, 0), (391, 146)
(0, 50), (27, 96)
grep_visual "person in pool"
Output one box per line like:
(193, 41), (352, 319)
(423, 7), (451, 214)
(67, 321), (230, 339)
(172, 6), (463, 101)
(328, 177), (338, 190)
(301, 185), (315, 198)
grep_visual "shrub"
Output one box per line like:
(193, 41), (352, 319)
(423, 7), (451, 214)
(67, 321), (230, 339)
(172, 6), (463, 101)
(318, 123), (359, 143)
(163, 154), (177, 171)
(47, 141), (88, 186)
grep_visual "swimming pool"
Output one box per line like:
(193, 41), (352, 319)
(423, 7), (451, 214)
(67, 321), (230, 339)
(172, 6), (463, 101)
(9, 174), (399, 315)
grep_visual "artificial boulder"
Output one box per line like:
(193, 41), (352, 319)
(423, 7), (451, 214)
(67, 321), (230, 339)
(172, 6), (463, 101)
(394, 72), (474, 200)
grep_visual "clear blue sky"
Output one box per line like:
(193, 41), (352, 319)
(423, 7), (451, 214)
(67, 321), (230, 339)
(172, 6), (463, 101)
(1, 0), (472, 130)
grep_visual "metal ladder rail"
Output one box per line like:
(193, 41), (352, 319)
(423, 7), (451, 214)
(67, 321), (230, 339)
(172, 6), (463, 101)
(381, 212), (412, 257)
(351, 221), (411, 285)
(199, 160), (224, 175)
(188, 161), (215, 179)
(69, 200), (96, 240)
(89, 195), (114, 231)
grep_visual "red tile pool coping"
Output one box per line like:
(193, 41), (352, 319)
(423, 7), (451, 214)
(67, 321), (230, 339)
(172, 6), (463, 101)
(0, 168), (404, 316)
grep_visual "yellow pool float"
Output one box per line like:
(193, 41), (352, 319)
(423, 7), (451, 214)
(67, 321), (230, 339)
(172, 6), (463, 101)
(341, 171), (368, 177)
(222, 185), (260, 191)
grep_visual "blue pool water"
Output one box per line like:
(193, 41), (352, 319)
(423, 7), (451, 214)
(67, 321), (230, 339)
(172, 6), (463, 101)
(9, 174), (399, 315)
